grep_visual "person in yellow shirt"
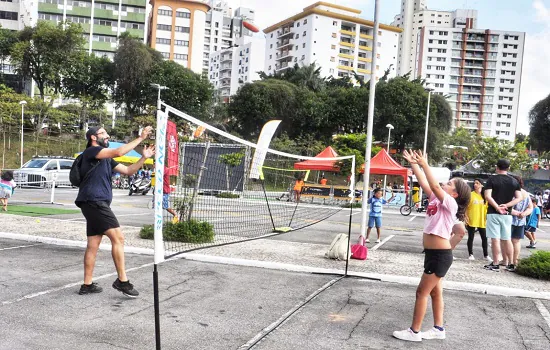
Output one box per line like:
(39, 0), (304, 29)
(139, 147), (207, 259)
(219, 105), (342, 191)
(465, 179), (490, 261)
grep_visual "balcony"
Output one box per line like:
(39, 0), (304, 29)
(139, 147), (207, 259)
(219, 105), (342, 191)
(277, 27), (294, 39)
(463, 77), (482, 85)
(220, 78), (231, 87)
(220, 64), (232, 71)
(221, 55), (232, 63)
(340, 40), (355, 48)
(466, 34), (485, 42)
(358, 45), (372, 51)
(337, 65), (353, 71)
(338, 53), (354, 60)
(340, 29), (355, 36)
(358, 56), (372, 63)
(276, 61), (293, 71)
(277, 39), (293, 50)
(465, 44), (485, 51)
(276, 50), (293, 61)
(463, 61), (484, 68)
(465, 53), (484, 60)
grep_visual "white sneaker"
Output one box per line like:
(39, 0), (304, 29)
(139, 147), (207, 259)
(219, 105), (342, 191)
(468, 255), (475, 261)
(375, 239), (381, 243)
(393, 328), (422, 342)
(485, 256), (493, 262)
(421, 327), (446, 340)
(366, 238), (370, 243)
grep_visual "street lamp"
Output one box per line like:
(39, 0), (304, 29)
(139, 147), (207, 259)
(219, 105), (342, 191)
(19, 100), (27, 168)
(150, 83), (169, 110)
(383, 124), (394, 196)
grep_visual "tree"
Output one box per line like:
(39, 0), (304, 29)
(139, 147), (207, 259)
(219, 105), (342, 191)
(218, 151), (245, 192)
(332, 133), (382, 174)
(113, 33), (162, 119)
(150, 60), (213, 122)
(0, 27), (18, 81)
(472, 137), (531, 174)
(10, 21), (85, 138)
(528, 93), (550, 152)
(259, 63), (326, 92)
(62, 53), (114, 128)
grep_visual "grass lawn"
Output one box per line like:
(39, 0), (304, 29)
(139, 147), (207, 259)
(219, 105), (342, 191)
(0, 205), (80, 217)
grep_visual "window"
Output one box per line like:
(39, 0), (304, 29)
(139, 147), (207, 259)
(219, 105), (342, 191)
(297, 22), (300, 27)
(303, 43), (306, 48)
(158, 9), (172, 16)
(160, 52), (170, 59)
(330, 57), (335, 62)
(175, 40), (189, 46)
(175, 26), (190, 33)
(156, 38), (171, 45)
(301, 55), (305, 60)
(333, 21), (337, 25)
(174, 54), (188, 60)
(332, 33), (337, 38)
(303, 31), (306, 37)
(157, 24), (171, 31)
(0, 11), (18, 20)
(304, 19), (307, 24)
(270, 44), (273, 49)
(331, 44), (336, 49)
(268, 65), (271, 70)
(176, 11), (191, 18)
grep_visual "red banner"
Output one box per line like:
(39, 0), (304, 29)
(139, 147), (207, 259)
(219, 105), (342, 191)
(166, 120), (179, 176)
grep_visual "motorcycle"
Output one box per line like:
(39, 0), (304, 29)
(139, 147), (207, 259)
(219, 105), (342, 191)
(128, 176), (152, 196)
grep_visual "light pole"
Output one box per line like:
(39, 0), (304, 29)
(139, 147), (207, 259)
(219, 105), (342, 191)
(150, 83), (169, 110)
(19, 100), (27, 168)
(383, 123), (394, 196)
(418, 86), (433, 203)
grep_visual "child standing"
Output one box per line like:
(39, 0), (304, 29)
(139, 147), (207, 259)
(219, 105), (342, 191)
(393, 150), (470, 342)
(525, 197), (541, 249)
(0, 170), (16, 211)
(293, 176), (305, 202)
(366, 188), (395, 243)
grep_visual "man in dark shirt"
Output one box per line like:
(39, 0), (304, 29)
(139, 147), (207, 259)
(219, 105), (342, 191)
(483, 159), (521, 271)
(77, 126), (154, 297)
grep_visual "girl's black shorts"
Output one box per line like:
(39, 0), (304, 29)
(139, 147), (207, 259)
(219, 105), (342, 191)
(423, 249), (453, 277)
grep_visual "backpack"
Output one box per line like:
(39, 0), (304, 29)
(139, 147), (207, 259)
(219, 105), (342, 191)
(325, 233), (350, 260)
(70, 153), (100, 187)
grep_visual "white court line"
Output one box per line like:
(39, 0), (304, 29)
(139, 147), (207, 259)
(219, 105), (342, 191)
(0, 244), (41, 251)
(371, 235), (395, 251)
(534, 300), (550, 329)
(1, 261), (155, 306)
(408, 215), (417, 222)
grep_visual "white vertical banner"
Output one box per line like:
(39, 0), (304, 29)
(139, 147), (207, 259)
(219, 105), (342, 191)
(154, 109), (168, 264)
(249, 120), (282, 179)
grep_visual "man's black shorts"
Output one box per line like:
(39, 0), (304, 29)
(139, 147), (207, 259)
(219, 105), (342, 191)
(79, 201), (120, 236)
(423, 249), (453, 277)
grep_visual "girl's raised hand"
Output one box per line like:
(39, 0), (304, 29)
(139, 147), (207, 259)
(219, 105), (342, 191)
(413, 150), (428, 167)
(402, 149), (417, 164)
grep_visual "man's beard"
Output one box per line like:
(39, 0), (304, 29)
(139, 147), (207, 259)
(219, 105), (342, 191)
(97, 137), (109, 148)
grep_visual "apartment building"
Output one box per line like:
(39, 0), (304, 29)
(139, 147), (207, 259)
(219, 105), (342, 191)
(263, 2), (401, 83)
(208, 34), (265, 102)
(417, 28), (524, 141)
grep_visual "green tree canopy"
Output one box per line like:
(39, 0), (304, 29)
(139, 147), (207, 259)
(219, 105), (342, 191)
(528, 93), (550, 152)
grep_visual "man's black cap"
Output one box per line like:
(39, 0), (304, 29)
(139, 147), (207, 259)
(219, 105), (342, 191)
(86, 127), (100, 147)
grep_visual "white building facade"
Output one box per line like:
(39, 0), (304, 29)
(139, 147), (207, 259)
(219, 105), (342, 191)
(417, 28), (524, 141)
(208, 34), (265, 102)
(263, 2), (401, 83)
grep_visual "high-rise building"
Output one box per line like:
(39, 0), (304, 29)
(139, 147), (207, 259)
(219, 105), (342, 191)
(31, 0), (149, 60)
(417, 28), (524, 141)
(208, 34), (265, 102)
(263, 2), (401, 83)
(148, 0), (210, 74)
(393, 0), (524, 140)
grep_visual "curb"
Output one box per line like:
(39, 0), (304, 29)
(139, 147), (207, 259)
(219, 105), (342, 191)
(1, 231), (549, 300)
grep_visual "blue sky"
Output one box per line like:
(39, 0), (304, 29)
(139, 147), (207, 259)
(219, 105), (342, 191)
(232, 0), (550, 135)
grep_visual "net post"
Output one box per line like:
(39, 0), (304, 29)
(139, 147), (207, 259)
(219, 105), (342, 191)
(345, 155), (356, 276)
(260, 179), (277, 231)
(153, 107), (168, 350)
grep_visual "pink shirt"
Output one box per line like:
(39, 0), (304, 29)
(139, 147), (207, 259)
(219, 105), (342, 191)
(423, 192), (458, 240)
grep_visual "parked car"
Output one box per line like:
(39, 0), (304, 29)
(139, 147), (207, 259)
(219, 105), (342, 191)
(14, 156), (75, 188)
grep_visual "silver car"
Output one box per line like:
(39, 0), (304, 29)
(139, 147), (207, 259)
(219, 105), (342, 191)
(14, 156), (75, 188)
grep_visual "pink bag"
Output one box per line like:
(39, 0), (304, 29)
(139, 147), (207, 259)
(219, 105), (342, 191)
(351, 236), (367, 260)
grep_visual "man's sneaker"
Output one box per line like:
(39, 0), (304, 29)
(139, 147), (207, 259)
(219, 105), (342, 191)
(484, 262), (500, 272)
(506, 264), (516, 272)
(112, 278), (139, 298)
(485, 256), (493, 262)
(79, 282), (103, 295)
(375, 239), (381, 243)
(393, 328), (422, 342)
(365, 238), (370, 243)
(468, 255), (475, 260)
(526, 241), (537, 249)
(421, 327), (446, 340)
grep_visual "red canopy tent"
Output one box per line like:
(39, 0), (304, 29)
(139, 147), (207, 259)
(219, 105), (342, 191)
(360, 149), (410, 189)
(294, 146), (341, 172)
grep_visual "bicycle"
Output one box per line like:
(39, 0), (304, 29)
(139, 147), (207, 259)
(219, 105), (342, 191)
(400, 199), (428, 216)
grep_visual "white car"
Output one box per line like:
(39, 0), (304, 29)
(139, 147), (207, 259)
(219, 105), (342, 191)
(14, 156), (75, 188)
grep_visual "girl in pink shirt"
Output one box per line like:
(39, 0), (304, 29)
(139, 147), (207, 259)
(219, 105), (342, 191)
(393, 150), (470, 342)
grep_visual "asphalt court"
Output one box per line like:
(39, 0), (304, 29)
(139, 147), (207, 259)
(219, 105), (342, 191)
(1, 238), (550, 350)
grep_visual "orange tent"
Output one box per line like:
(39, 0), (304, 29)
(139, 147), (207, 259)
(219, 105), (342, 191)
(360, 149), (409, 189)
(293, 146), (341, 172)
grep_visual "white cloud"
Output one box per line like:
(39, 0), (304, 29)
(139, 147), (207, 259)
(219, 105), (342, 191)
(517, 1), (550, 134)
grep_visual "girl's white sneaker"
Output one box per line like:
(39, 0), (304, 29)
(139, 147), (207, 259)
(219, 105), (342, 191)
(421, 327), (446, 340)
(393, 328), (422, 342)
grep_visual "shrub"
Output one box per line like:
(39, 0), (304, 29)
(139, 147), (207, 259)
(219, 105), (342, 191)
(216, 192), (240, 199)
(516, 251), (550, 280)
(342, 202), (362, 208)
(140, 220), (214, 244)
